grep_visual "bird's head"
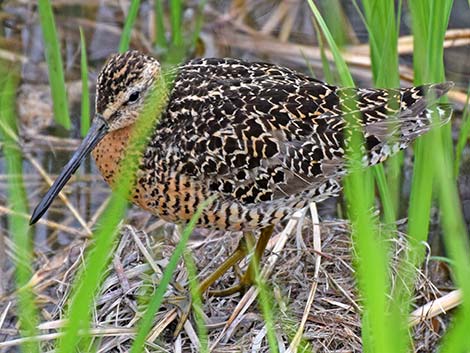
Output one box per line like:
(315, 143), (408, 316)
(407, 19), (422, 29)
(96, 50), (161, 132)
(30, 50), (161, 225)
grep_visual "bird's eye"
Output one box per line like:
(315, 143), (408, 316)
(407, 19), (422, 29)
(128, 91), (140, 103)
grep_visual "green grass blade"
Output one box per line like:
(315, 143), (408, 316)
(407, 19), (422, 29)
(0, 66), (39, 353)
(119, 0), (141, 53)
(427, 0), (454, 159)
(154, 0), (167, 49)
(393, 4), (457, 353)
(252, 255), (279, 352)
(342, 105), (392, 353)
(371, 164), (396, 226)
(435, 135), (470, 353)
(407, 0), (453, 269)
(307, 0), (353, 87)
(361, 0), (401, 224)
(407, 2), (429, 85)
(407, 0), (470, 351)
(79, 27), (90, 137)
(440, 312), (470, 352)
(56, 70), (170, 353)
(427, 2), (470, 350)
(190, 0), (207, 52)
(308, 2), (396, 352)
(406, 133), (435, 257)
(344, 162), (390, 353)
(170, 0), (183, 47)
(362, 0), (399, 87)
(56, 197), (126, 352)
(183, 251), (208, 353)
(311, 16), (335, 84)
(37, 0), (71, 129)
(130, 197), (214, 353)
(343, 103), (391, 353)
(164, 0), (187, 64)
(361, 1), (408, 350)
(321, 0), (348, 48)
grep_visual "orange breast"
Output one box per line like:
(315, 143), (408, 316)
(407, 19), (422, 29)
(92, 127), (206, 223)
(133, 169), (207, 223)
(92, 126), (132, 186)
(92, 131), (286, 231)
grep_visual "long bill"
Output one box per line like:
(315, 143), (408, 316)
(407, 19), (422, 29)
(29, 116), (109, 225)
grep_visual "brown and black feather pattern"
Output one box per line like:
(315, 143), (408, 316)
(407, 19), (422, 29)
(131, 57), (452, 231)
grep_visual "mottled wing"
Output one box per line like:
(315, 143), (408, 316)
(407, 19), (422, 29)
(156, 58), (452, 205)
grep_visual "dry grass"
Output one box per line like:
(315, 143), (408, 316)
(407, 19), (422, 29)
(0, 209), (455, 352)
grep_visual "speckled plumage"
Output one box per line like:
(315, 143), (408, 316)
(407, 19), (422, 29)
(91, 51), (452, 232)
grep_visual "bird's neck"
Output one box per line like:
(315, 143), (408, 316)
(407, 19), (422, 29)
(92, 125), (134, 187)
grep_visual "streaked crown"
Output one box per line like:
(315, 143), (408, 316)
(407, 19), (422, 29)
(95, 50), (161, 131)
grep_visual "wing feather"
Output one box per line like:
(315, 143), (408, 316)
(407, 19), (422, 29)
(153, 58), (452, 205)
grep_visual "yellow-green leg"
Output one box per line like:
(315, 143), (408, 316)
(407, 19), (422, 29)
(209, 225), (274, 297)
(173, 226), (275, 335)
(197, 232), (256, 294)
(172, 233), (255, 335)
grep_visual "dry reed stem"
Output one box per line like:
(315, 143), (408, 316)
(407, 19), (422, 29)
(287, 202), (322, 352)
(409, 289), (462, 327)
(0, 205), (83, 237)
(0, 302), (11, 331)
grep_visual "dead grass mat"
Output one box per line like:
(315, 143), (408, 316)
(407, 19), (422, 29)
(0, 210), (455, 352)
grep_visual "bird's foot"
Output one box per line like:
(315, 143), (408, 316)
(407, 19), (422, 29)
(207, 282), (248, 297)
(207, 265), (253, 297)
(207, 226), (274, 297)
(197, 234), (254, 294)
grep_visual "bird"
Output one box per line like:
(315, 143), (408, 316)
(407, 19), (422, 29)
(30, 50), (453, 295)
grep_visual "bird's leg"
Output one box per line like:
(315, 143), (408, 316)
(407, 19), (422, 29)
(172, 233), (255, 335)
(197, 232), (255, 294)
(171, 227), (274, 335)
(241, 225), (274, 286)
(170, 234), (254, 336)
(209, 225), (274, 297)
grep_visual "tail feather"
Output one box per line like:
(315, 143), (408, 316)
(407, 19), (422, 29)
(362, 82), (453, 166)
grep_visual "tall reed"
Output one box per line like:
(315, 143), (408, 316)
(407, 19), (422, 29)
(0, 65), (39, 353)
(37, 0), (71, 129)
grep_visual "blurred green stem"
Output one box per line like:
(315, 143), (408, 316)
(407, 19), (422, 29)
(119, 0), (141, 52)
(0, 66), (39, 353)
(38, 0), (71, 129)
(154, 0), (167, 49)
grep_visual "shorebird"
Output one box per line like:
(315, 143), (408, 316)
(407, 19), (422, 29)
(30, 50), (453, 295)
